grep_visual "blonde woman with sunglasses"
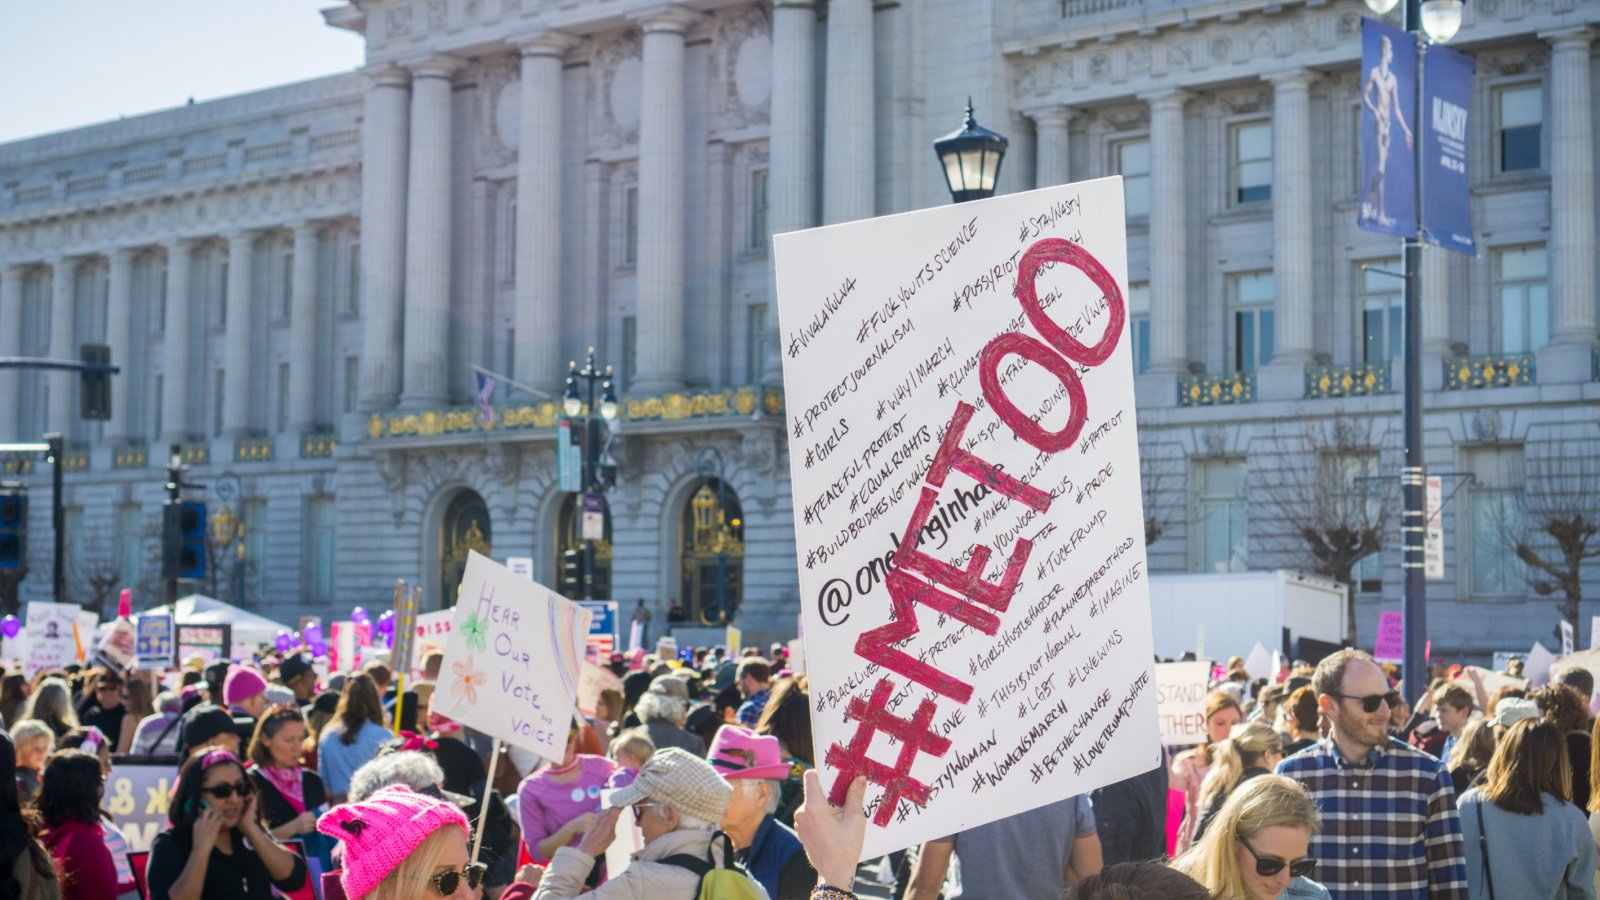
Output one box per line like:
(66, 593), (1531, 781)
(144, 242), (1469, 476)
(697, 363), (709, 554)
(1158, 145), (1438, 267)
(1174, 774), (1330, 900)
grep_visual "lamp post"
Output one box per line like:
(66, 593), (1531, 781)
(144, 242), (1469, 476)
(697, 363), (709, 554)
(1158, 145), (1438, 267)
(934, 99), (1010, 203)
(212, 473), (246, 607)
(563, 348), (619, 602)
(1360, 0), (1465, 703)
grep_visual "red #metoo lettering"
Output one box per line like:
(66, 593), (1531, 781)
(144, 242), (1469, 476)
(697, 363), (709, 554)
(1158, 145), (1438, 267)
(828, 237), (1125, 822)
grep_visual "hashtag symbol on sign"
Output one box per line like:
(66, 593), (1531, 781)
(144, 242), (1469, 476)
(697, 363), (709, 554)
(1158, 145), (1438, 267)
(824, 678), (952, 827)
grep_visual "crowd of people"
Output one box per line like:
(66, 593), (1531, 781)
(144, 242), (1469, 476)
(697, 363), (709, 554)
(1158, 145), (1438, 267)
(1, 636), (1598, 899)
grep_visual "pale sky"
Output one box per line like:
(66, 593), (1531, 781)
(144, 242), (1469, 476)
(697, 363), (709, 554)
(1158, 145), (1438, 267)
(0, 1), (366, 144)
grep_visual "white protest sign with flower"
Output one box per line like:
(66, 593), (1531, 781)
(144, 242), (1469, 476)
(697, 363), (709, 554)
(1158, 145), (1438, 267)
(437, 551), (592, 763)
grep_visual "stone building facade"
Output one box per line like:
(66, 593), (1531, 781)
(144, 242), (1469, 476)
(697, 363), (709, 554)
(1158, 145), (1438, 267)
(0, 0), (1595, 655)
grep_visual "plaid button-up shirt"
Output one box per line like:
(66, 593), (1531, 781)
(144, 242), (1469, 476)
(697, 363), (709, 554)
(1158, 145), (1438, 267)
(1277, 736), (1469, 900)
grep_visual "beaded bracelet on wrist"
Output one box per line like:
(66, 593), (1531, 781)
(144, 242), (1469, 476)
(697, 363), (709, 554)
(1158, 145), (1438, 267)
(811, 885), (858, 900)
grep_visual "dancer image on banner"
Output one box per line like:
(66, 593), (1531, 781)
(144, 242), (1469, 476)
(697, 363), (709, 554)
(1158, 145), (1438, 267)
(1362, 33), (1413, 230)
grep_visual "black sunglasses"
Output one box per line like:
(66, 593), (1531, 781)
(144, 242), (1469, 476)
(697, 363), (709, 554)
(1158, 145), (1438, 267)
(200, 780), (254, 799)
(1238, 836), (1317, 879)
(1335, 690), (1401, 714)
(428, 863), (486, 895)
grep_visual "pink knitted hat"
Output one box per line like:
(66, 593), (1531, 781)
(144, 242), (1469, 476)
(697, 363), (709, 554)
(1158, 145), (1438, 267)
(223, 666), (268, 706)
(317, 785), (470, 899)
(707, 725), (794, 780)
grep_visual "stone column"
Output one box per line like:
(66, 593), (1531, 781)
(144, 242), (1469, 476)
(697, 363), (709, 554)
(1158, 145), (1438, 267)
(822, 0), (874, 225)
(400, 57), (461, 407)
(1268, 69), (1315, 368)
(1542, 28), (1597, 382)
(288, 222), (321, 432)
(358, 68), (411, 412)
(46, 258), (77, 434)
(221, 230), (255, 437)
(512, 32), (579, 395)
(1142, 89), (1190, 377)
(763, 0), (819, 384)
(0, 266), (24, 440)
(629, 7), (700, 395)
(160, 240), (195, 448)
(1031, 106), (1072, 189)
(104, 248), (136, 443)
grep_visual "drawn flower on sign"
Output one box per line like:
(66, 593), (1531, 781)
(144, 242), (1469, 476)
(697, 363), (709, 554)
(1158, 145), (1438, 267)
(461, 609), (488, 653)
(450, 656), (486, 706)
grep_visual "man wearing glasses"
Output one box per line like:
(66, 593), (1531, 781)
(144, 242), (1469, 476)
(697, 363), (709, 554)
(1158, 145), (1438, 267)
(1276, 648), (1469, 900)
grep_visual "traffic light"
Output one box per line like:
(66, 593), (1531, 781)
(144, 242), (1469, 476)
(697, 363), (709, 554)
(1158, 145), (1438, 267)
(559, 549), (582, 598)
(0, 494), (25, 570)
(80, 344), (111, 420)
(162, 501), (207, 581)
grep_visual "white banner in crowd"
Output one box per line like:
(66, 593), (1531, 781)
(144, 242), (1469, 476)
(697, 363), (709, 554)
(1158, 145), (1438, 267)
(1155, 661), (1213, 746)
(410, 609), (454, 684)
(23, 601), (82, 675)
(775, 177), (1157, 858)
(438, 551), (591, 763)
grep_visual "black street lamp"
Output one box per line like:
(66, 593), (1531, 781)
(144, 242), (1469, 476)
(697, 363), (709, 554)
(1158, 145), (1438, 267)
(1359, 0), (1465, 703)
(563, 348), (619, 601)
(934, 98), (1009, 203)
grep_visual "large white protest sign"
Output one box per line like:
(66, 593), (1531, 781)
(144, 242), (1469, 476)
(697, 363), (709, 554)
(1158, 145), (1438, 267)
(775, 177), (1156, 858)
(438, 551), (591, 763)
(24, 601), (81, 675)
(1155, 661), (1213, 746)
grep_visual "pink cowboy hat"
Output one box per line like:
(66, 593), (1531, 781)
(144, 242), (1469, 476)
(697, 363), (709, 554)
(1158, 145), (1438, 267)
(706, 725), (794, 780)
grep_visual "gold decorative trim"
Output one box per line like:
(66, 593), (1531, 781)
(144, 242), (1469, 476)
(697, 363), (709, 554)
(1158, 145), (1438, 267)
(365, 385), (784, 440)
(1305, 363), (1391, 399)
(1178, 372), (1255, 407)
(1444, 353), (1536, 390)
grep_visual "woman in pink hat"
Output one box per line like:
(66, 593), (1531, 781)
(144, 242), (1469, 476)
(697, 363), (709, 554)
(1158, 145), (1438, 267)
(317, 784), (485, 899)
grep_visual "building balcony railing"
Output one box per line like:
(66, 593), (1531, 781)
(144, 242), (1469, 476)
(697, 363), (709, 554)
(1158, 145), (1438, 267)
(1305, 363), (1392, 399)
(182, 445), (208, 467)
(1178, 372), (1255, 407)
(300, 432), (336, 459)
(235, 437), (274, 463)
(1060, 0), (1143, 16)
(112, 443), (147, 470)
(62, 450), (89, 472)
(366, 385), (786, 441)
(1443, 353), (1535, 390)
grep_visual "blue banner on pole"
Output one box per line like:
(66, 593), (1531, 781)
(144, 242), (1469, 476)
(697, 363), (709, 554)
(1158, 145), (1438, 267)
(1422, 43), (1476, 255)
(1359, 18), (1417, 238)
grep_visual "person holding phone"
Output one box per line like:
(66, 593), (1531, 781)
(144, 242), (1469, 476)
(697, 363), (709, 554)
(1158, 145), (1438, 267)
(145, 749), (307, 900)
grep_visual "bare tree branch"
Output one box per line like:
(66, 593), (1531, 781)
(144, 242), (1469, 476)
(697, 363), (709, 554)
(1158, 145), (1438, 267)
(1256, 413), (1399, 643)
(1511, 440), (1600, 637)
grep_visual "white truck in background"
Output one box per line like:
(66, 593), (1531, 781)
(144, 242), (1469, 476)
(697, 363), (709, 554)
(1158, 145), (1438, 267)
(1146, 570), (1348, 662)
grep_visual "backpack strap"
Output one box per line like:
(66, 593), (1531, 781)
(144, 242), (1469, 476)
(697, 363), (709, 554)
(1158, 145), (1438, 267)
(661, 853), (713, 878)
(1475, 802), (1497, 900)
(707, 830), (737, 868)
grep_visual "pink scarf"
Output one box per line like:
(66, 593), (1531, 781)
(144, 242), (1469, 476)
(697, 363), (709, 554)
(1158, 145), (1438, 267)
(257, 764), (306, 815)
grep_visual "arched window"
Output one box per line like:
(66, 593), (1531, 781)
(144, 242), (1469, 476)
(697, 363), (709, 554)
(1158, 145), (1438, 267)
(555, 493), (612, 600)
(677, 479), (743, 625)
(439, 490), (492, 609)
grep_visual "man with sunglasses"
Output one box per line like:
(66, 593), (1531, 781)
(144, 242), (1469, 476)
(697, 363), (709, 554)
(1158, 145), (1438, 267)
(1276, 648), (1469, 900)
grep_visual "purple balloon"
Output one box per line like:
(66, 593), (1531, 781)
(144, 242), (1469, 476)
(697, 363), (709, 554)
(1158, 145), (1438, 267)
(351, 606), (370, 625)
(385, 632), (394, 649)
(304, 622), (323, 643)
(310, 639), (328, 657)
(1, 615), (18, 639)
(274, 630), (293, 653)
(376, 611), (395, 636)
